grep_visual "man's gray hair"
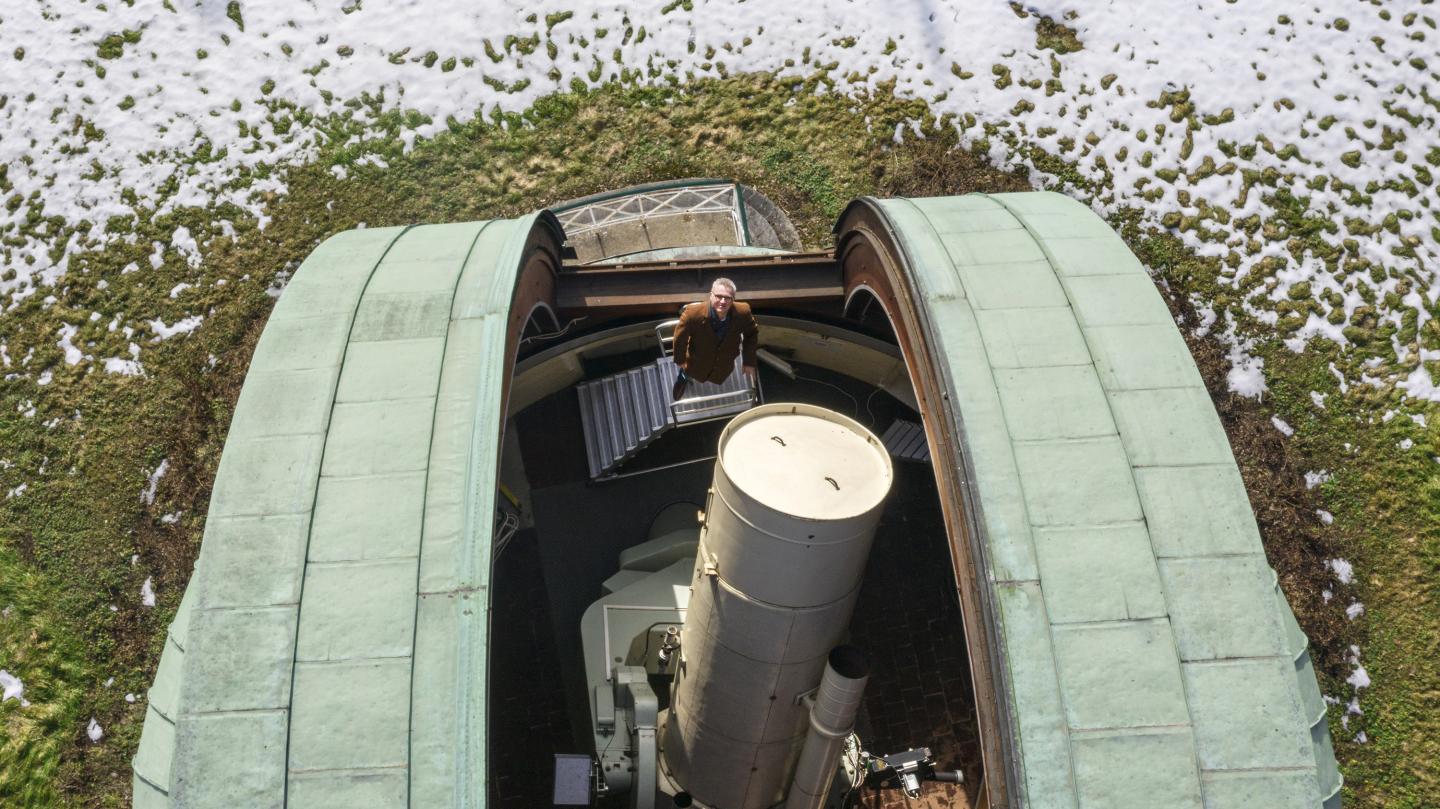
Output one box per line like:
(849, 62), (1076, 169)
(711, 277), (737, 296)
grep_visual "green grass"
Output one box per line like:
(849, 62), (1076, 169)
(1262, 347), (1440, 809)
(0, 552), (90, 805)
(0, 74), (1433, 807)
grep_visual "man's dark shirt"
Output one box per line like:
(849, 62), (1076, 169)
(708, 306), (731, 344)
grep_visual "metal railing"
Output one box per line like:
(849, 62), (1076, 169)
(493, 506), (520, 558)
(554, 183), (742, 244)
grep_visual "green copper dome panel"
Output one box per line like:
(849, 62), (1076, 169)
(132, 214), (561, 807)
(868, 191), (1339, 808)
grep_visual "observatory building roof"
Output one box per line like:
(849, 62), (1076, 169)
(133, 190), (1338, 809)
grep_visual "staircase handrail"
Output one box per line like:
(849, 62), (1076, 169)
(655, 318), (680, 357)
(669, 384), (757, 422)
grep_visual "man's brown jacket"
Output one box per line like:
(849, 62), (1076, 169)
(672, 301), (759, 384)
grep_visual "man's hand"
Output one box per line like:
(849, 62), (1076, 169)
(743, 365), (757, 386)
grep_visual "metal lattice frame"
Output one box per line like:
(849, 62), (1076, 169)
(553, 183), (743, 244)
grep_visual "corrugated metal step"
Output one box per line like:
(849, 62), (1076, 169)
(880, 419), (931, 463)
(578, 355), (758, 479)
(656, 355), (756, 426)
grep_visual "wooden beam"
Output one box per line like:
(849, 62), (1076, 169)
(556, 251), (843, 314)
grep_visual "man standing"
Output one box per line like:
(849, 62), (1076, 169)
(672, 278), (759, 400)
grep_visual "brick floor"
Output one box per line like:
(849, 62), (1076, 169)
(849, 463), (982, 809)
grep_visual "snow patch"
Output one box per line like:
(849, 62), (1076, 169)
(148, 315), (204, 341)
(1270, 416), (1294, 437)
(0, 670), (29, 706)
(1226, 352), (1267, 399)
(1329, 558), (1354, 584)
(1328, 364), (1350, 395)
(141, 459), (169, 506)
(171, 226), (202, 269)
(1397, 363), (1440, 403)
(265, 268), (294, 299)
(103, 343), (144, 377)
(56, 323), (88, 365)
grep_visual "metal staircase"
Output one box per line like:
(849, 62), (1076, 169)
(577, 321), (759, 479)
(880, 419), (931, 463)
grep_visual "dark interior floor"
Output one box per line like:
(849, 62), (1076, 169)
(489, 358), (980, 808)
(849, 463), (980, 809)
(487, 528), (574, 809)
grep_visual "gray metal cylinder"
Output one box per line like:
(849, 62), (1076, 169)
(785, 647), (870, 809)
(661, 404), (892, 809)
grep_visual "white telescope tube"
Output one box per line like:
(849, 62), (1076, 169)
(661, 404), (892, 809)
